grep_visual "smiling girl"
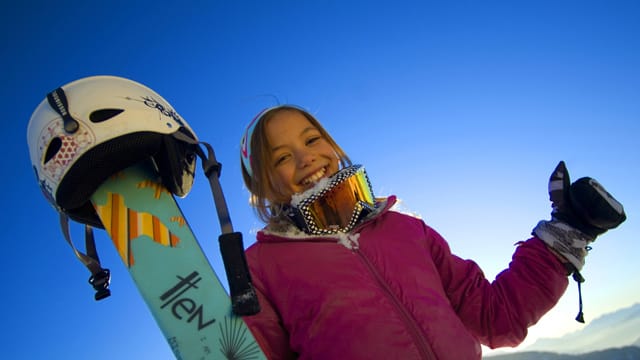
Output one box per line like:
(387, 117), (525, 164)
(238, 105), (625, 360)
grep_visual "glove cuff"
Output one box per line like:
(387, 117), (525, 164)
(532, 220), (595, 272)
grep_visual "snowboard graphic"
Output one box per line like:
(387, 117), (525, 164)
(91, 164), (266, 360)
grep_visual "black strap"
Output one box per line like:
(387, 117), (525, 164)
(46, 87), (79, 134)
(59, 214), (111, 300)
(573, 270), (586, 323)
(172, 132), (260, 315)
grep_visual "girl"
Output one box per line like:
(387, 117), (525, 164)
(239, 105), (625, 359)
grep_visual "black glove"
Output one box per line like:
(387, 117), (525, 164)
(533, 161), (626, 271)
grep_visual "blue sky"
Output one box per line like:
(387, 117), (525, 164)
(3, 1), (639, 358)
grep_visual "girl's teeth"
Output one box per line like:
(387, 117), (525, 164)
(303, 168), (326, 185)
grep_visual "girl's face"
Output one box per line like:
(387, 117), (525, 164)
(265, 110), (339, 202)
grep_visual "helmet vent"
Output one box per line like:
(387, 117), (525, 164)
(90, 109), (124, 123)
(44, 137), (62, 163)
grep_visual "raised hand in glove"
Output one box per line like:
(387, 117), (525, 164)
(533, 161), (626, 273)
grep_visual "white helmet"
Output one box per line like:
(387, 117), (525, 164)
(27, 75), (198, 227)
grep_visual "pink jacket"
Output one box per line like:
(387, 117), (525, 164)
(244, 196), (569, 359)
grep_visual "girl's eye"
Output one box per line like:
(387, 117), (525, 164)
(274, 153), (290, 166)
(306, 136), (321, 145)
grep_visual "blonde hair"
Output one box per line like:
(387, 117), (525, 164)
(241, 106), (351, 225)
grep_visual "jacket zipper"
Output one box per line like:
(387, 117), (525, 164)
(355, 248), (436, 360)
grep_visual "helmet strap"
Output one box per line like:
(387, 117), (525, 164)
(46, 88), (79, 134)
(59, 213), (111, 300)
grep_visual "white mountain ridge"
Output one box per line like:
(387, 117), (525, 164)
(521, 302), (640, 355)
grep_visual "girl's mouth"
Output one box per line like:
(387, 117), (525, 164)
(300, 167), (327, 185)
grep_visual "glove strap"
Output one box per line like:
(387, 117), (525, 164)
(573, 271), (586, 323)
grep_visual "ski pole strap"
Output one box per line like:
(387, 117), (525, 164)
(59, 214), (111, 300)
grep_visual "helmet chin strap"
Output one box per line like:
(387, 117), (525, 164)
(59, 213), (111, 300)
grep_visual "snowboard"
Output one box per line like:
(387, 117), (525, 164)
(90, 163), (266, 360)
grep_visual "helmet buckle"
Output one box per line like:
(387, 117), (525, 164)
(89, 268), (111, 301)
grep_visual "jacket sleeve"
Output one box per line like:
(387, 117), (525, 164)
(427, 225), (569, 348)
(243, 248), (297, 360)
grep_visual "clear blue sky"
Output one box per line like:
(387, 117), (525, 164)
(3, 1), (639, 358)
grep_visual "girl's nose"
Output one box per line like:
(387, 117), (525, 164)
(296, 149), (315, 169)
